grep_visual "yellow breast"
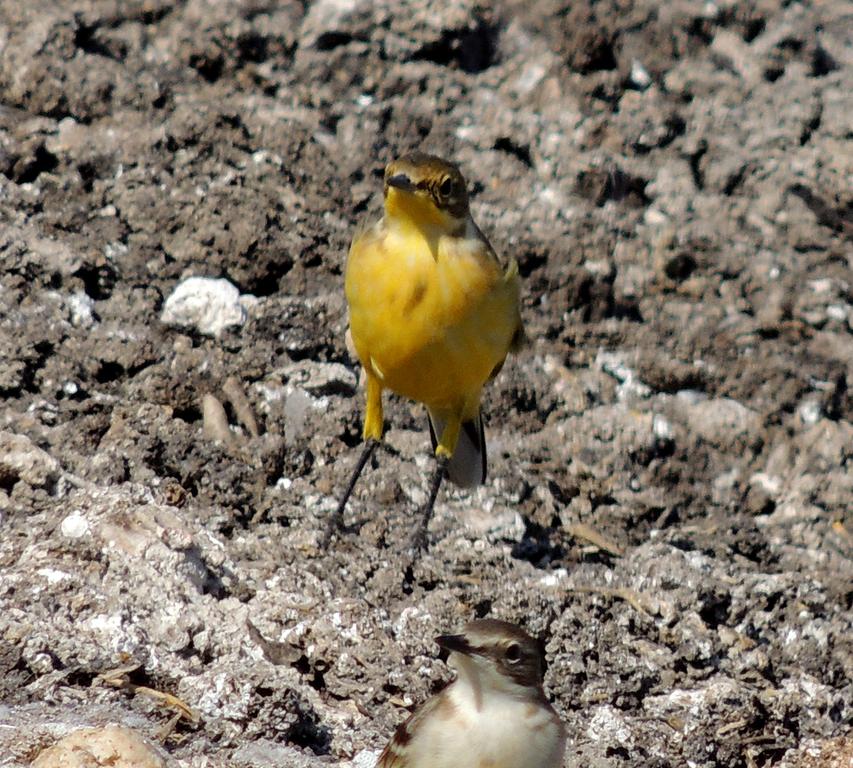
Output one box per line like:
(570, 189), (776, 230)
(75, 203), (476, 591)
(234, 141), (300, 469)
(346, 219), (519, 410)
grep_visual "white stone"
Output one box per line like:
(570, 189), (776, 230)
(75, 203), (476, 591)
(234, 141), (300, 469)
(596, 351), (651, 400)
(653, 414), (673, 440)
(60, 511), (90, 539)
(350, 749), (381, 768)
(67, 291), (96, 328)
(630, 59), (652, 89)
(798, 399), (821, 424)
(37, 568), (72, 584)
(160, 277), (255, 336)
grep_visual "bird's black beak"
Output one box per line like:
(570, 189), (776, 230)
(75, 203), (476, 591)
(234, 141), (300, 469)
(436, 633), (474, 656)
(386, 173), (416, 193)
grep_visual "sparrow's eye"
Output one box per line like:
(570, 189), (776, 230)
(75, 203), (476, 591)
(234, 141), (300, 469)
(505, 643), (522, 663)
(438, 176), (454, 197)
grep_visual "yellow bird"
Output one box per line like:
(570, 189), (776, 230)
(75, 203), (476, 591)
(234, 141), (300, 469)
(331, 153), (522, 547)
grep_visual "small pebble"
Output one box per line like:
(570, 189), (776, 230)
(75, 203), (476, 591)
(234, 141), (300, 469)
(60, 511), (90, 539)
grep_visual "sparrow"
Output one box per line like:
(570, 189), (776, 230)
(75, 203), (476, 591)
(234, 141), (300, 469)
(377, 618), (565, 768)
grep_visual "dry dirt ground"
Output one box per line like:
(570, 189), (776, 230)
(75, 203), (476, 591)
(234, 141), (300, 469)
(1, 1), (851, 766)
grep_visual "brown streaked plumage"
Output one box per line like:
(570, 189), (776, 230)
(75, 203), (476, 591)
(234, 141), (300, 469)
(377, 619), (566, 768)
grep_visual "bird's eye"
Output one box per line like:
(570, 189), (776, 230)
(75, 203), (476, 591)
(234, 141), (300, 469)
(438, 177), (454, 197)
(505, 643), (522, 663)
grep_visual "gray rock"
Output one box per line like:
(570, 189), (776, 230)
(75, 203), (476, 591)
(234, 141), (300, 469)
(0, 431), (60, 489)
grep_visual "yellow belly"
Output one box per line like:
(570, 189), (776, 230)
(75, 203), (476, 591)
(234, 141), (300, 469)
(346, 222), (519, 413)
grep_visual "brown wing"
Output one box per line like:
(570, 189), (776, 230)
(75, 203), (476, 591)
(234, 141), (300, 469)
(468, 219), (503, 269)
(376, 693), (448, 768)
(469, 220), (525, 357)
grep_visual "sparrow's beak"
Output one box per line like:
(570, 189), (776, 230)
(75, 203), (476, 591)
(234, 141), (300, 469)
(435, 633), (474, 656)
(386, 172), (416, 193)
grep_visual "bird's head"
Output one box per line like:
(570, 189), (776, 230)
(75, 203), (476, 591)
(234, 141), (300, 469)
(436, 618), (545, 695)
(383, 153), (470, 235)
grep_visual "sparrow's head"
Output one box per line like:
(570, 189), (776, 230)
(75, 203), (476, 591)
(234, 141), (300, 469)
(382, 152), (470, 232)
(436, 618), (545, 694)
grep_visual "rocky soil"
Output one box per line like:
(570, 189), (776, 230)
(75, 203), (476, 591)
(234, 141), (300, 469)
(0, 1), (851, 766)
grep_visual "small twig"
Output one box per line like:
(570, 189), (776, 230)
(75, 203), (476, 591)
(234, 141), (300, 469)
(98, 665), (199, 724)
(568, 585), (657, 619)
(565, 523), (624, 557)
(223, 376), (260, 438)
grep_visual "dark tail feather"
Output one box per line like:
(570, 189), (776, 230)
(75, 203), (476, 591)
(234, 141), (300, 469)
(428, 410), (486, 488)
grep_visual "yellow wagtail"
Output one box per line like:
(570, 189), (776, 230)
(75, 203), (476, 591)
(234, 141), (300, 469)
(329, 152), (523, 548)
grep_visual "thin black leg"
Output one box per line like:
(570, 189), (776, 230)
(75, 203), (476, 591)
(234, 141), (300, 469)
(324, 439), (378, 546)
(410, 455), (449, 552)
